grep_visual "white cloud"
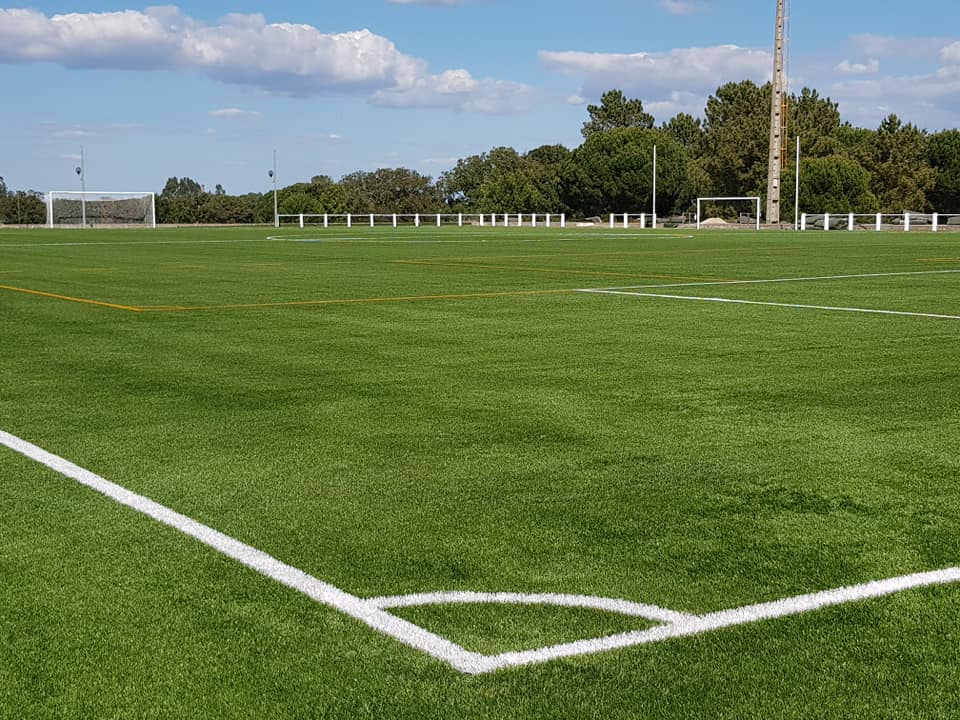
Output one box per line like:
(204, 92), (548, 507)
(540, 45), (770, 96)
(659, 0), (708, 16)
(941, 42), (960, 65)
(208, 108), (263, 119)
(835, 59), (880, 75)
(371, 69), (535, 113)
(566, 94), (585, 105)
(540, 45), (770, 120)
(0, 6), (524, 113)
(849, 34), (952, 62)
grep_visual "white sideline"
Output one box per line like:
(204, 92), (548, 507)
(3, 427), (959, 676)
(577, 289), (960, 321)
(594, 269), (960, 292)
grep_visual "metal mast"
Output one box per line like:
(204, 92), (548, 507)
(766, 0), (787, 225)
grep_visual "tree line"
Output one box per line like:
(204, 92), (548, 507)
(2, 81), (958, 226)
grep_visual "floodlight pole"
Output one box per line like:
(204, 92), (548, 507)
(652, 145), (657, 228)
(272, 149), (279, 228)
(79, 145), (87, 227)
(765, 0), (787, 226)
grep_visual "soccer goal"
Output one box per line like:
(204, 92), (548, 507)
(47, 191), (157, 228)
(696, 197), (761, 230)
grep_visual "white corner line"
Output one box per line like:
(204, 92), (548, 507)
(578, 289), (960, 321)
(585, 269), (960, 292)
(368, 591), (694, 625)
(480, 566), (960, 673)
(0, 429), (487, 676)
(3, 428), (958, 677)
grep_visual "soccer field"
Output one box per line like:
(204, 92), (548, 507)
(2, 226), (959, 718)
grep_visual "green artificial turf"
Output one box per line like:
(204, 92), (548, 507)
(1, 225), (959, 718)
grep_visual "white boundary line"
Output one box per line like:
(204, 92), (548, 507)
(3, 427), (959, 675)
(578, 289), (960, 321)
(0, 429), (487, 676)
(593, 269), (960, 292)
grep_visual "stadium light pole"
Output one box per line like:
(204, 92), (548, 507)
(76, 145), (87, 228)
(270, 150), (279, 228)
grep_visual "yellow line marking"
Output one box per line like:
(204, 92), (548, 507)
(140, 288), (575, 312)
(0, 284), (143, 312)
(391, 259), (726, 282)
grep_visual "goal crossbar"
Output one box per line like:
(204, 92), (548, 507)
(696, 197), (761, 230)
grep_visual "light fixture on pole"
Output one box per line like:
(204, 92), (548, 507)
(269, 150), (278, 228)
(76, 145), (87, 227)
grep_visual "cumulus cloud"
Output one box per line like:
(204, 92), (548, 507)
(0, 6), (527, 112)
(371, 69), (535, 113)
(539, 45), (770, 96)
(539, 45), (769, 120)
(835, 59), (880, 75)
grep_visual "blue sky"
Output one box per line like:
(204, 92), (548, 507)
(1, 0), (958, 194)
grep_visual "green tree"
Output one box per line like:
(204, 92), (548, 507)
(439, 147), (522, 209)
(788, 87), (842, 157)
(581, 90), (655, 138)
(700, 80), (771, 198)
(928, 129), (960, 212)
(782, 156), (877, 215)
(662, 113), (703, 153)
(339, 168), (440, 213)
(869, 115), (935, 211)
(573, 127), (688, 216)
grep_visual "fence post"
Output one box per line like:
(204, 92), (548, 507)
(904, 213), (911, 232)
(560, 213), (566, 228)
(299, 213), (304, 229)
(323, 213), (328, 228)
(933, 213), (939, 233)
(640, 213), (646, 230)
(800, 213), (806, 231)
(370, 214), (375, 228)
(347, 214), (352, 228)
(876, 213), (882, 232)
(546, 213), (551, 228)
(415, 213), (420, 227)
(848, 213), (854, 231)
(532, 213), (537, 228)
(393, 214), (397, 228)
(824, 213), (830, 231)
(437, 213), (441, 227)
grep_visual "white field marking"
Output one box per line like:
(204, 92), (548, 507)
(369, 591), (694, 625)
(474, 566), (960, 673)
(0, 429), (487, 676)
(0, 238), (287, 248)
(4, 427), (959, 675)
(578, 289), (960, 321)
(590, 269), (960, 292)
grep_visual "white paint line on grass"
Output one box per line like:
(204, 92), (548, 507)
(3, 427), (959, 676)
(579, 289), (960, 321)
(591, 269), (960, 292)
(478, 566), (960, 673)
(0, 429), (488, 676)
(369, 591), (695, 624)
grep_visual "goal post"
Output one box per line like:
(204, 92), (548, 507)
(696, 197), (761, 230)
(47, 191), (157, 228)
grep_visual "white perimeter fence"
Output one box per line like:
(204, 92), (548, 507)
(277, 212), (663, 229)
(801, 213), (960, 232)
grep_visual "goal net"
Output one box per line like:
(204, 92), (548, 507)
(696, 196), (761, 230)
(47, 191), (156, 228)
